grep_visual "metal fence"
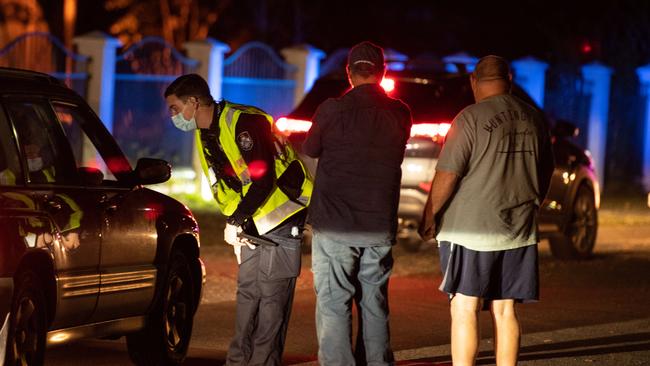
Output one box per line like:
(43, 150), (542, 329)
(112, 37), (199, 169)
(544, 64), (592, 148)
(223, 42), (296, 118)
(605, 71), (645, 188)
(0, 32), (88, 96)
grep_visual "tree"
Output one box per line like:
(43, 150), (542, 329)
(105, 0), (226, 49)
(0, 0), (49, 46)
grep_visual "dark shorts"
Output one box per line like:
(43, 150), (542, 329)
(438, 241), (539, 310)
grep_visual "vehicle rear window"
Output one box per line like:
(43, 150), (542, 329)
(290, 74), (475, 124)
(391, 77), (475, 123)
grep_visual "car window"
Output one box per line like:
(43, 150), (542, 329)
(5, 99), (77, 185)
(290, 75), (475, 124)
(53, 103), (117, 182)
(392, 77), (475, 123)
(0, 104), (23, 186)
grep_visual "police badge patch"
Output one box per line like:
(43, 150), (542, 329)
(237, 131), (254, 151)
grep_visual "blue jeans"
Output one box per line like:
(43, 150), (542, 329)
(311, 231), (394, 366)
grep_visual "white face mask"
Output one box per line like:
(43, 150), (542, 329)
(171, 102), (198, 131)
(27, 157), (43, 172)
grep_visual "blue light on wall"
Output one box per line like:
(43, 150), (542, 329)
(636, 64), (650, 192)
(512, 57), (549, 108)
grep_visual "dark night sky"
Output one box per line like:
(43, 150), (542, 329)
(38, 0), (650, 69)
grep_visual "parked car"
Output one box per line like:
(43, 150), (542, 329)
(276, 69), (599, 259)
(0, 67), (205, 365)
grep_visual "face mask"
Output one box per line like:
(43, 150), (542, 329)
(27, 157), (43, 172)
(171, 102), (198, 131)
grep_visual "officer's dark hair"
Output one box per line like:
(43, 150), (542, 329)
(164, 73), (214, 105)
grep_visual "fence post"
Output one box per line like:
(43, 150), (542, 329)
(512, 57), (549, 108)
(184, 38), (230, 101)
(281, 44), (325, 106)
(183, 38), (230, 200)
(636, 64), (650, 193)
(581, 62), (613, 189)
(73, 31), (121, 132)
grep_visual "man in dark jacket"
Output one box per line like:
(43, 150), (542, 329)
(303, 41), (412, 366)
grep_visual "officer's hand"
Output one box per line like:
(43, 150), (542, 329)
(225, 224), (256, 264)
(224, 223), (244, 245)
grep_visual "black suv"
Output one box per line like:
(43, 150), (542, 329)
(0, 68), (205, 365)
(277, 70), (599, 259)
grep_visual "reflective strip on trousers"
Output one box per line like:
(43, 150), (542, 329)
(255, 196), (308, 235)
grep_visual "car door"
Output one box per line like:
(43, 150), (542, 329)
(51, 101), (159, 322)
(4, 97), (103, 328)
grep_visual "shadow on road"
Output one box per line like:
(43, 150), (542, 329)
(397, 332), (650, 366)
(514, 332), (650, 362)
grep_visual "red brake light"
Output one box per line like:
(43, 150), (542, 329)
(410, 122), (451, 139)
(275, 117), (313, 135)
(381, 78), (395, 93)
(418, 181), (432, 192)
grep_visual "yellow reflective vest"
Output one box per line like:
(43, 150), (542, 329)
(197, 102), (313, 235)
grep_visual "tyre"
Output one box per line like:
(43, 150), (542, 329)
(127, 252), (195, 366)
(549, 185), (598, 259)
(5, 271), (47, 366)
(397, 220), (424, 252)
(397, 233), (424, 252)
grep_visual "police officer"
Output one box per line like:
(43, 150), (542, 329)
(164, 74), (312, 366)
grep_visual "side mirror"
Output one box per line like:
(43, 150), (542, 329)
(552, 120), (579, 138)
(78, 167), (104, 186)
(133, 158), (171, 185)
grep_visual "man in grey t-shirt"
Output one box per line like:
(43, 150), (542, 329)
(419, 55), (554, 366)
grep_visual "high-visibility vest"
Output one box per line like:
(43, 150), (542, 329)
(197, 102), (313, 235)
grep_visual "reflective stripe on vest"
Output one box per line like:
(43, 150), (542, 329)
(253, 194), (310, 235)
(197, 102), (312, 234)
(0, 169), (16, 185)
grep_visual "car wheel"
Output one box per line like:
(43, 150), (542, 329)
(397, 234), (424, 252)
(5, 271), (47, 366)
(549, 185), (598, 259)
(127, 252), (195, 366)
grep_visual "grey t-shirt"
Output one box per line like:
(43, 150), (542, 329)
(435, 94), (554, 251)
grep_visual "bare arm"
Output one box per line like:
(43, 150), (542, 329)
(418, 170), (460, 242)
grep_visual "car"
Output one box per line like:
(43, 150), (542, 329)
(0, 67), (205, 365)
(275, 68), (599, 259)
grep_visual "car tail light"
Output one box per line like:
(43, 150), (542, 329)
(418, 181), (432, 192)
(275, 117), (312, 135)
(410, 122), (451, 140)
(381, 77), (395, 93)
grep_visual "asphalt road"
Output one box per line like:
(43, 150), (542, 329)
(44, 209), (650, 365)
